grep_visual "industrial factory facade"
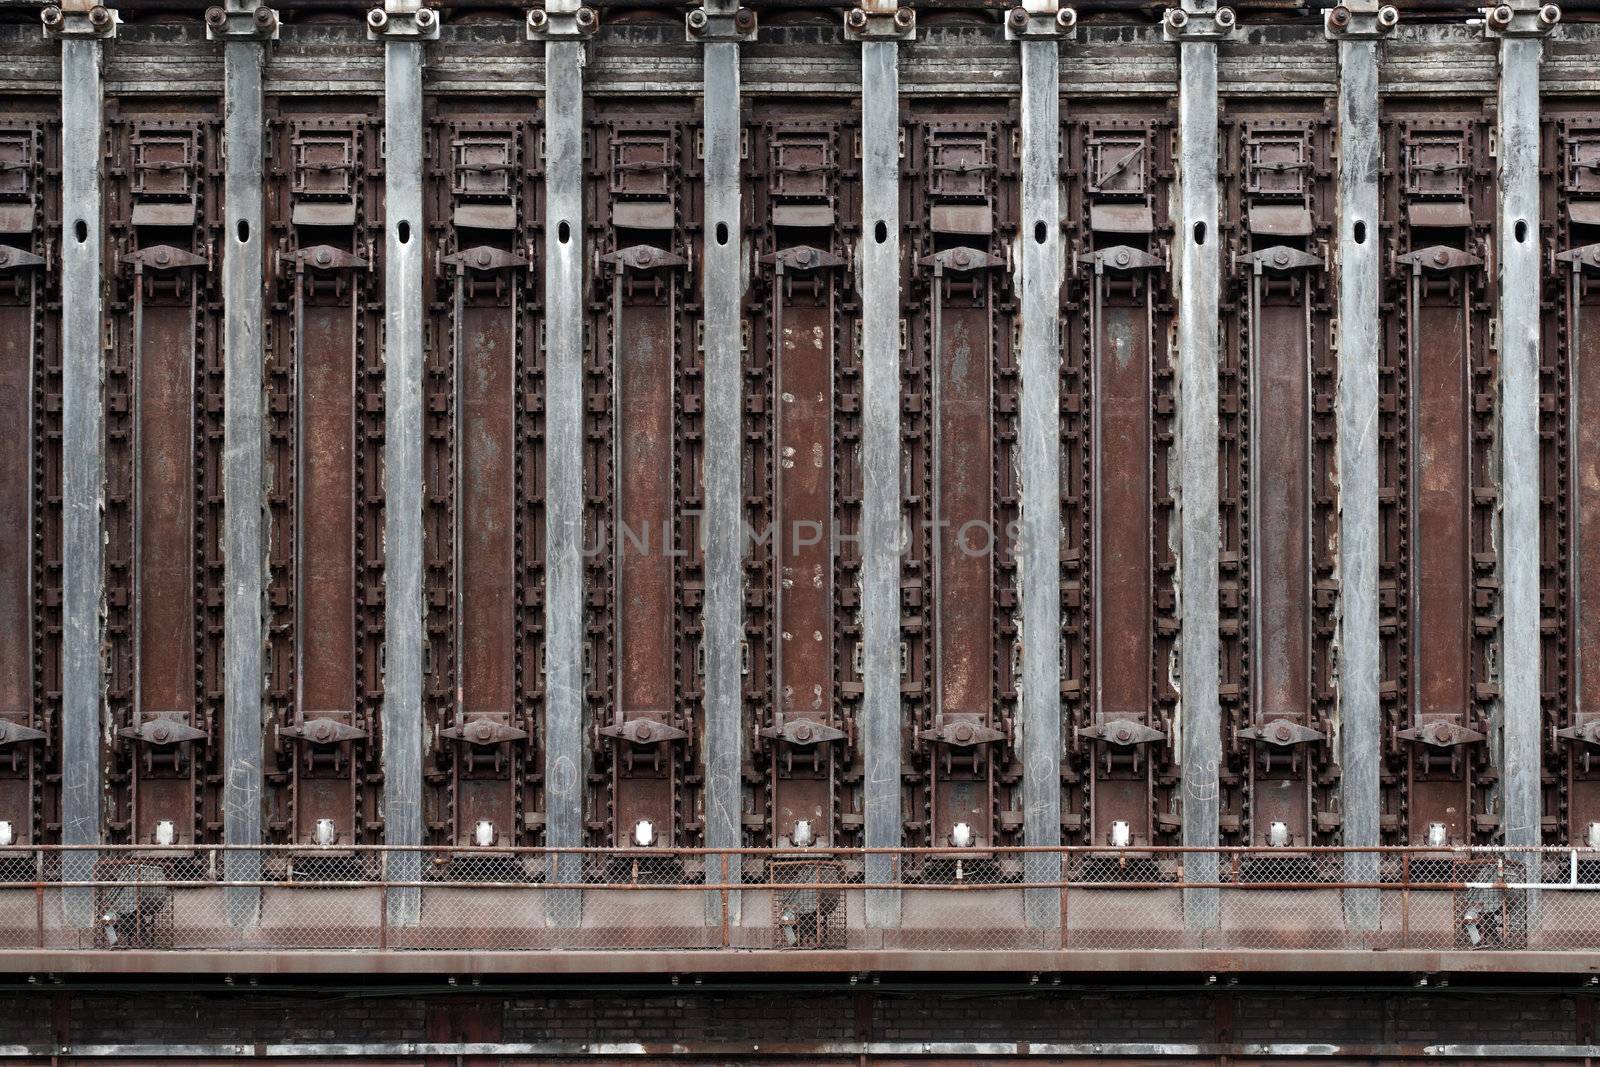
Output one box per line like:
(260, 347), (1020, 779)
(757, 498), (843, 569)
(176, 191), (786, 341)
(2, 0), (1600, 1060)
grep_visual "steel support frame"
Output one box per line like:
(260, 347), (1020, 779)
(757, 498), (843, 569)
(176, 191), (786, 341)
(58, 25), (109, 919)
(1170, 1), (1225, 926)
(543, 14), (589, 925)
(699, 18), (745, 922)
(1019, 31), (1063, 929)
(376, 15), (429, 925)
(218, 3), (274, 922)
(1330, 12), (1388, 925)
(1494, 21), (1549, 854)
(860, 34), (903, 929)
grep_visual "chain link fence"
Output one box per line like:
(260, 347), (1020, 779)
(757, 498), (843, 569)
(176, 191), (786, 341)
(0, 846), (1589, 953)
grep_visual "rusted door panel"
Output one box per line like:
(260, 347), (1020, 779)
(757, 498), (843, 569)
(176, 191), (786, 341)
(299, 298), (359, 718)
(0, 295), (33, 724)
(458, 298), (518, 717)
(1379, 114), (1493, 847)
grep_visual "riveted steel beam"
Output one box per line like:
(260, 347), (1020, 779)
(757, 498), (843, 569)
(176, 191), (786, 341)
(211, 1), (279, 927)
(371, 0), (435, 926)
(49, 5), (114, 925)
(1012, 0), (1071, 929)
(1166, 0), (1232, 929)
(1489, 1), (1559, 854)
(859, 25), (903, 930)
(697, 5), (748, 926)
(539, 5), (592, 926)
(1327, 0), (1395, 931)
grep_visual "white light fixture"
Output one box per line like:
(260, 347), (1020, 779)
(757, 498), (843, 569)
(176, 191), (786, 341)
(474, 820), (496, 848)
(154, 820), (176, 847)
(633, 819), (656, 847)
(1267, 821), (1290, 848)
(792, 820), (815, 848)
(1110, 820), (1132, 848)
(313, 818), (337, 847)
(950, 822), (974, 848)
(1427, 822), (1448, 848)
(0, 821), (13, 848)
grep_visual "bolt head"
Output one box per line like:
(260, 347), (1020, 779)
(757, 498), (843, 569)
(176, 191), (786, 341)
(1433, 249), (1450, 267)
(1327, 4), (1351, 27)
(1214, 6), (1235, 28)
(893, 7), (914, 28)
(735, 7), (755, 29)
(0, 251), (9, 266)
(1490, 4), (1513, 26)
(575, 7), (597, 28)
(1273, 249), (1290, 266)
(846, 8), (868, 29)
(1115, 249), (1131, 267)
(1165, 8), (1188, 29)
(1056, 7), (1077, 29)
(1377, 5), (1399, 27)
(154, 249), (171, 266)
(688, 8), (707, 29)
(205, 7), (227, 29)
(794, 723), (813, 741)
(1540, 3), (1561, 25)
(415, 6), (436, 27)
(476, 249), (491, 267)
(1115, 726), (1132, 743)
(88, 5), (112, 27)
(40, 7), (63, 29)
(314, 248), (332, 266)
(952, 249), (970, 267)
(1007, 7), (1029, 29)
(527, 8), (548, 28)
(255, 6), (278, 29)
(366, 7), (387, 30)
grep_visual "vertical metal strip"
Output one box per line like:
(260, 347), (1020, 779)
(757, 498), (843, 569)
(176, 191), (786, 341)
(222, 30), (268, 921)
(701, 37), (744, 916)
(544, 36), (587, 925)
(1176, 34), (1221, 924)
(1020, 36), (1062, 929)
(382, 34), (426, 922)
(1498, 32), (1543, 853)
(1334, 34), (1382, 917)
(860, 38), (902, 928)
(60, 34), (106, 914)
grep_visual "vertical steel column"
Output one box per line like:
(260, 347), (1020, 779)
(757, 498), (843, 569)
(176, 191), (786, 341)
(211, 1), (278, 924)
(850, 1), (910, 929)
(50, 6), (115, 917)
(532, 0), (594, 925)
(692, 2), (753, 922)
(1009, 0), (1072, 930)
(1488, 1), (1559, 854)
(1165, 0), (1231, 926)
(1327, 0), (1395, 926)
(371, 0), (435, 924)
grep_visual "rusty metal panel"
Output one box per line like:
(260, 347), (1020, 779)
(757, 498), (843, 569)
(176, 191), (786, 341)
(1379, 110), (1495, 848)
(1063, 111), (1179, 856)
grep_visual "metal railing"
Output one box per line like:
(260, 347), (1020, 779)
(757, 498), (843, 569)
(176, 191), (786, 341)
(0, 844), (1593, 954)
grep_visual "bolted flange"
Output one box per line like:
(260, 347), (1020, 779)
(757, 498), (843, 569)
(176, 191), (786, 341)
(367, 4), (440, 40)
(41, 4), (119, 39)
(1163, 4), (1238, 41)
(843, 5), (916, 41)
(205, 5), (280, 40)
(1004, 5), (1078, 39)
(1481, 1), (1560, 37)
(1324, 1), (1399, 40)
(686, 6), (757, 43)
(527, 5), (600, 40)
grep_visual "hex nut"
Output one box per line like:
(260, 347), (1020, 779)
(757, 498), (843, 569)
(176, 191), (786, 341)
(40, 6), (63, 29)
(575, 7), (597, 29)
(687, 8), (708, 30)
(415, 6), (436, 27)
(1165, 8), (1188, 29)
(1056, 7), (1078, 29)
(88, 5), (112, 27)
(845, 7), (868, 29)
(1214, 7), (1235, 29)
(1540, 3), (1561, 25)
(1377, 5), (1399, 27)
(893, 7), (914, 29)
(204, 6), (227, 29)
(366, 7), (388, 30)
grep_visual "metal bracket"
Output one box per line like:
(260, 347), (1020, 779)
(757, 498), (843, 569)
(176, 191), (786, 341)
(1162, 5), (1238, 42)
(1480, 2), (1560, 38)
(279, 717), (368, 744)
(1236, 245), (1325, 274)
(527, 6), (598, 40)
(443, 245), (528, 272)
(1077, 244), (1165, 273)
(117, 718), (209, 747)
(763, 245), (846, 272)
(0, 245), (46, 271)
(1397, 720), (1486, 748)
(1557, 721), (1600, 746)
(1078, 718), (1168, 746)
(759, 718), (847, 746)
(124, 244), (209, 272)
(920, 246), (1006, 272)
(1395, 244), (1483, 273)
(1555, 243), (1600, 272)
(599, 718), (688, 745)
(40, 4), (118, 38)
(367, 4), (440, 40)
(1323, 2), (1399, 40)
(843, 6), (916, 41)
(600, 244), (687, 272)
(1237, 718), (1327, 746)
(204, 5), (280, 41)
(687, 6), (756, 43)
(918, 720), (1006, 747)
(286, 245), (370, 272)
(440, 719), (529, 746)
(1004, 6), (1078, 40)
(0, 720), (46, 746)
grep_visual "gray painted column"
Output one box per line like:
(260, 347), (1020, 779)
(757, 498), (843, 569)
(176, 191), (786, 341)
(212, 2), (277, 923)
(1165, 0), (1230, 926)
(534, 2), (592, 924)
(54, 13), (113, 915)
(1327, 2), (1394, 927)
(1011, 2), (1071, 930)
(855, 13), (907, 929)
(1489, 3), (1558, 854)
(373, 2), (434, 924)
(694, 3), (751, 922)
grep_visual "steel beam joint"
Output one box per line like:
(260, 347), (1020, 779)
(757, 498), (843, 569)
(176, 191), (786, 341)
(1004, 7), (1076, 39)
(1480, 1), (1560, 37)
(367, 4), (439, 39)
(687, 7), (756, 42)
(527, 6), (598, 40)
(40, 4), (117, 38)
(1324, 2), (1398, 39)
(204, 5), (279, 40)
(1163, 4), (1237, 41)
(844, 6), (916, 41)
